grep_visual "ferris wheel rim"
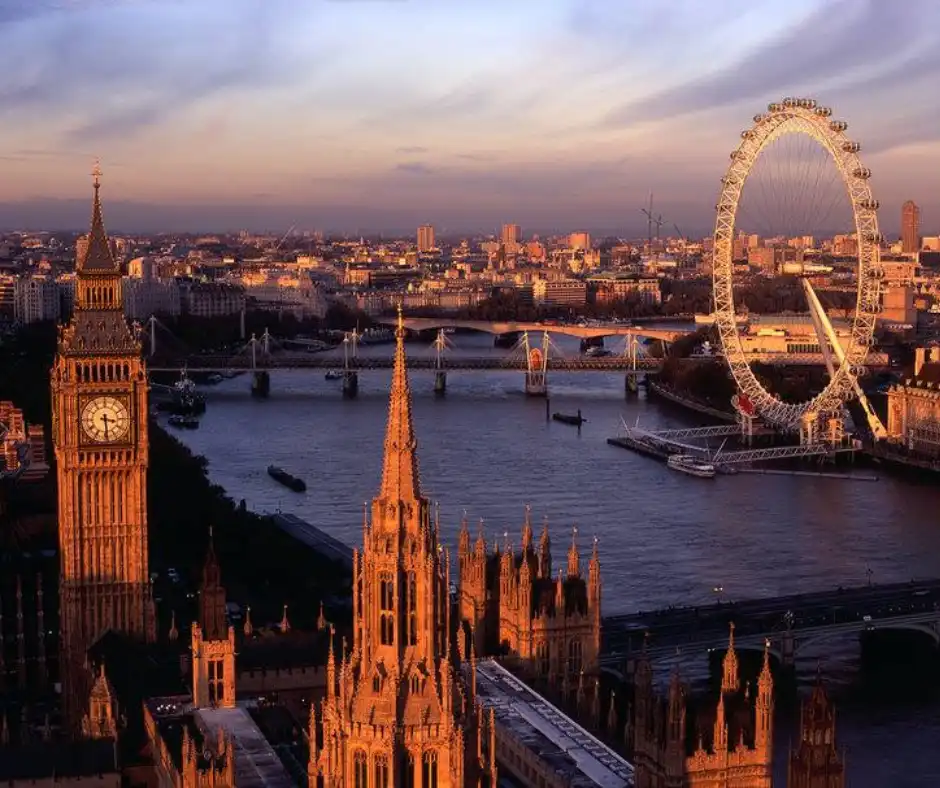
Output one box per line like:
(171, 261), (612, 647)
(711, 99), (882, 431)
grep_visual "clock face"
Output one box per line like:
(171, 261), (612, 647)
(81, 396), (131, 443)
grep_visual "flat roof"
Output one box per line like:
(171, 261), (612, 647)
(196, 705), (295, 788)
(146, 697), (295, 788)
(473, 660), (634, 788)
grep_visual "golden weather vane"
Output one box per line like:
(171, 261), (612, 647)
(92, 158), (102, 187)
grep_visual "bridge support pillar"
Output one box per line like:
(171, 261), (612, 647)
(523, 331), (550, 398)
(625, 374), (639, 397)
(781, 629), (795, 668)
(251, 371), (270, 399)
(525, 372), (547, 397)
(434, 371), (447, 397)
(342, 371), (359, 399)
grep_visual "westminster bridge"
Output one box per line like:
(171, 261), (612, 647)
(264, 511), (939, 672)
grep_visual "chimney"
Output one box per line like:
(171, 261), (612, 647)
(915, 347), (927, 377)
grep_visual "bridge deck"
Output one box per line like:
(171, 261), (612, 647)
(148, 350), (883, 373)
(601, 578), (940, 661)
(149, 355), (661, 372)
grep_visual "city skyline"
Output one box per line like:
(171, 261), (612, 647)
(0, 0), (938, 233)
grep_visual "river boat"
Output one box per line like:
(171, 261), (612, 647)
(168, 415), (200, 430)
(553, 410), (586, 426)
(667, 454), (716, 479)
(166, 371), (207, 414)
(584, 345), (612, 358)
(268, 465), (306, 493)
(325, 369), (343, 381)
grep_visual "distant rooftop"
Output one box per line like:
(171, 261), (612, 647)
(747, 313), (851, 328)
(473, 659), (634, 788)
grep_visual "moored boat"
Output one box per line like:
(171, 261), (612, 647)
(267, 465), (306, 492)
(552, 410), (586, 426)
(168, 415), (200, 430)
(667, 454), (716, 479)
(325, 369), (343, 381)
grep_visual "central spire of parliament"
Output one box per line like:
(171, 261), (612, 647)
(378, 306), (421, 504)
(311, 304), (491, 788)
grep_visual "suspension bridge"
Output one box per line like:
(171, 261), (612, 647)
(138, 315), (887, 400)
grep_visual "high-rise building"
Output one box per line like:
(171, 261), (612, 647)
(51, 169), (156, 730)
(632, 625), (774, 787)
(902, 200), (920, 254)
(787, 676), (844, 788)
(569, 232), (591, 251)
(501, 223), (521, 246)
(311, 310), (492, 788)
(417, 224), (436, 253)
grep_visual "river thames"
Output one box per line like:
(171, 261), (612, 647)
(170, 333), (940, 785)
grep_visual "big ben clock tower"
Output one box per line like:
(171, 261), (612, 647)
(51, 167), (155, 729)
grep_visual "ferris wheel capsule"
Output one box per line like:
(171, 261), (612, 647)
(768, 102), (781, 112)
(753, 114), (765, 124)
(815, 106), (832, 117)
(853, 167), (872, 180)
(830, 120), (848, 133)
(842, 141), (861, 153)
(740, 130), (755, 139)
(804, 99), (817, 109)
(858, 199), (880, 211)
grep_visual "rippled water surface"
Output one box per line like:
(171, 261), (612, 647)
(170, 334), (940, 785)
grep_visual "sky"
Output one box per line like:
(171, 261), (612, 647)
(0, 0), (938, 235)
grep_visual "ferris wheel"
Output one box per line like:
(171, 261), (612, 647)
(712, 97), (885, 434)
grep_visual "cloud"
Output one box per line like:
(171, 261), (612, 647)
(396, 146), (428, 154)
(605, 0), (939, 126)
(395, 162), (435, 176)
(0, 0), (320, 143)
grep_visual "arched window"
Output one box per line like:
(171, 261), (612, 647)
(568, 638), (582, 676)
(536, 641), (550, 676)
(422, 751), (438, 788)
(208, 659), (224, 705)
(354, 750), (368, 788)
(400, 753), (415, 788)
(404, 571), (417, 646)
(410, 674), (421, 694)
(379, 574), (395, 645)
(374, 756), (388, 788)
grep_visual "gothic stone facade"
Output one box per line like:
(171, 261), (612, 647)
(310, 314), (494, 788)
(457, 511), (601, 683)
(633, 626), (773, 788)
(51, 173), (156, 729)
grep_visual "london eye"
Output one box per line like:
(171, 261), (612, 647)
(711, 98), (885, 435)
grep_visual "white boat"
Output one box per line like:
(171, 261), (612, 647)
(585, 345), (612, 358)
(667, 454), (716, 478)
(325, 369), (343, 381)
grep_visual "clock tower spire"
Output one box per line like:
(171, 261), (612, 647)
(51, 167), (155, 733)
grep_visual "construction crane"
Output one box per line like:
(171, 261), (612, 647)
(273, 224), (296, 253)
(640, 193), (664, 255)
